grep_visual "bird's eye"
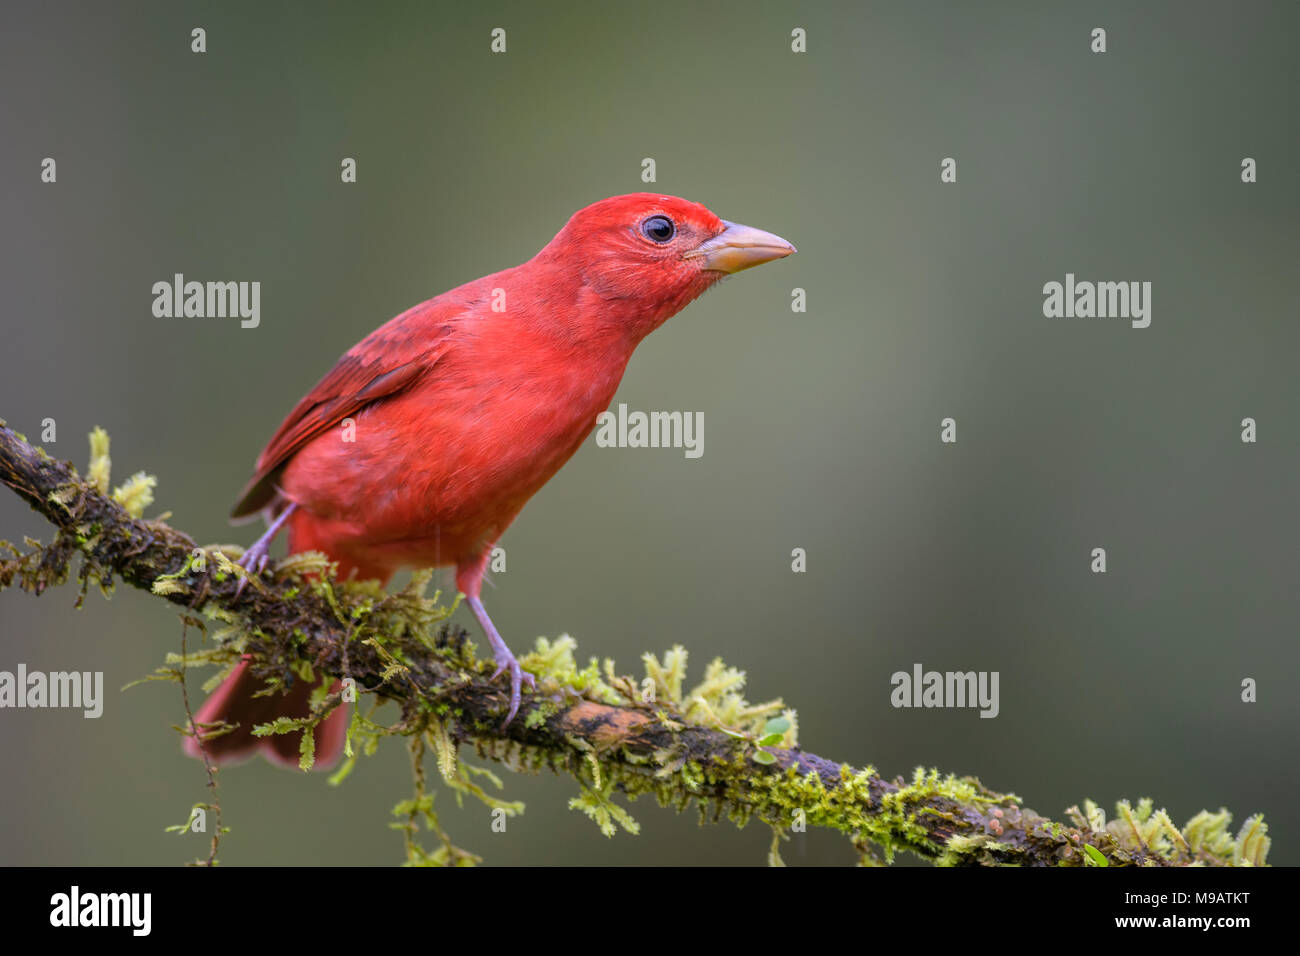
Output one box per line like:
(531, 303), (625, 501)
(640, 215), (676, 243)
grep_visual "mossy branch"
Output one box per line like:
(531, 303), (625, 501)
(0, 421), (1270, 866)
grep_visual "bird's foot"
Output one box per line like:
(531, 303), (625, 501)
(467, 594), (535, 725)
(232, 541), (271, 599)
(491, 650), (537, 725)
(232, 503), (296, 599)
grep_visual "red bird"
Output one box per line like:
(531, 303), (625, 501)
(185, 193), (795, 768)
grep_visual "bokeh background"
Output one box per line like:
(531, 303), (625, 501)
(1, 0), (1296, 866)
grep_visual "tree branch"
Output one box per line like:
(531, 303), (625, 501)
(0, 420), (1270, 866)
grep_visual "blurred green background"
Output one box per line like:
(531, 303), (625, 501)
(1, 0), (1296, 866)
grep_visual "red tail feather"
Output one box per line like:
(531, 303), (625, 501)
(183, 515), (392, 768)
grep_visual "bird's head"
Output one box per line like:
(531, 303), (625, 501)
(541, 193), (796, 341)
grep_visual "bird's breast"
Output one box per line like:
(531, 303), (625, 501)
(279, 332), (631, 565)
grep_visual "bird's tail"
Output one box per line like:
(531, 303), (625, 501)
(182, 511), (391, 769)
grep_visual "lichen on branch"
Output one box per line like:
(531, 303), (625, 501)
(0, 421), (1271, 867)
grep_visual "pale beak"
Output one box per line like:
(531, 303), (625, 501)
(683, 219), (796, 274)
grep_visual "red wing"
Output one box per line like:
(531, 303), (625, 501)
(230, 302), (458, 518)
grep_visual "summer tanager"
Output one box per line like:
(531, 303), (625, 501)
(184, 193), (794, 768)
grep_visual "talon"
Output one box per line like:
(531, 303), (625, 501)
(489, 658), (535, 725)
(465, 594), (534, 726)
(501, 659), (531, 725)
(231, 503), (297, 598)
(237, 542), (271, 576)
(232, 548), (267, 599)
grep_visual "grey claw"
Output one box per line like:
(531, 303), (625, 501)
(229, 503), (296, 601)
(233, 546), (270, 598)
(499, 659), (534, 726)
(464, 594), (533, 726)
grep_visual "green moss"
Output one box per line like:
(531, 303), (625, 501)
(523, 700), (560, 729)
(1, 427), (1274, 869)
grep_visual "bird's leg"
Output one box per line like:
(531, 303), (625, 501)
(466, 595), (536, 724)
(233, 502), (297, 598)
